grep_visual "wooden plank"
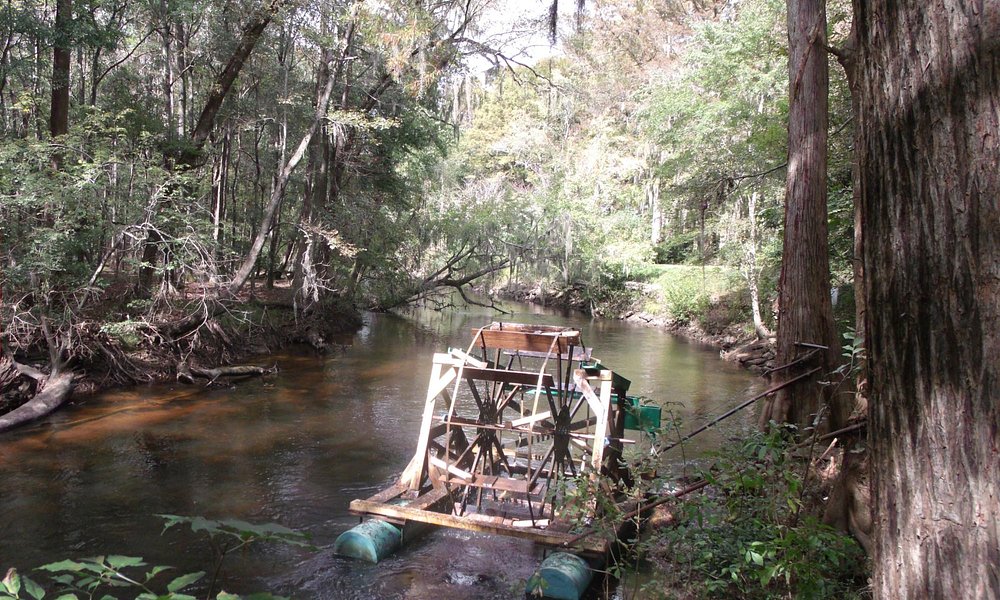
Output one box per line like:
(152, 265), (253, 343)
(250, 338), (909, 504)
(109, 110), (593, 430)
(476, 329), (580, 355)
(449, 348), (489, 368)
(349, 498), (608, 554)
(401, 359), (451, 490)
(582, 364), (631, 393)
(406, 486), (451, 511)
(574, 369), (612, 477)
(482, 322), (577, 335)
(429, 455), (474, 480)
(460, 366), (555, 388)
(440, 474), (545, 495)
(502, 347), (593, 361)
(511, 411), (552, 427)
(363, 483), (407, 504)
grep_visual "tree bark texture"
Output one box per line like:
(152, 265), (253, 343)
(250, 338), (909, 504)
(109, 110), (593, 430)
(852, 1), (1000, 597)
(759, 0), (839, 430)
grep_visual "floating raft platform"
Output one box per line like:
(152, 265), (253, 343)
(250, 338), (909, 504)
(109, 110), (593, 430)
(349, 483), (609, 555)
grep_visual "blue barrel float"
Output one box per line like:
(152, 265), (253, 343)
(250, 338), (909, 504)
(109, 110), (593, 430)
(333, 519), (402, 563)
(525, 552), (594, 600)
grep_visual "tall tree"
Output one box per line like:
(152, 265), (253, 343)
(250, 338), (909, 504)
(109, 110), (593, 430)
(759, 0), (839, 430)
(49, 0), (71, 137)
(850, 0), (1000, 596)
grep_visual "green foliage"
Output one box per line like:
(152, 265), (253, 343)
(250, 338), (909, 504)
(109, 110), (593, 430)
(641, 265), (734, 325)
(0, 517), (308, 600)
(157, 515), (312, 549)
(654, 231), (701, 264)
(833, 328), (865, 381)
(645, 430), (868, 599)
(99, 320), (144, 349)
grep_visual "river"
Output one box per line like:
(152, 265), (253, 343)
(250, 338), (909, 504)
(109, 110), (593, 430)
(0, 302), (759, 599)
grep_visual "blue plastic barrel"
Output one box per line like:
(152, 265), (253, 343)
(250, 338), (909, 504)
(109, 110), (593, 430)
(525, 552), (593, 599)
(333, 520), (403, 563)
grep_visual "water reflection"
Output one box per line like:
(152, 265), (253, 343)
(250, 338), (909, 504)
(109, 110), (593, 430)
(0, 302), (758, 598)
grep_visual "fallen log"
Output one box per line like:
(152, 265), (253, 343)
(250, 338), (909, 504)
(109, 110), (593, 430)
(178, 361), (277, 384)
(0, 371), (75, 433)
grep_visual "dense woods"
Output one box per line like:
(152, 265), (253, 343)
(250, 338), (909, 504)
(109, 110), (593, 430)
(0, 0), (997, 598)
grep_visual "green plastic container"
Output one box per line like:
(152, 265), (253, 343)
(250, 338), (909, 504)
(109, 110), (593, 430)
(617, 396), (661, 431)
(526, 552), (594, 599)
(333, 519), (402, 563)
(624, 401), (661, 431)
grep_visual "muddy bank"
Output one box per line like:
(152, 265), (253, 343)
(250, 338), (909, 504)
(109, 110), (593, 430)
(623, 311), (775, 374)
(0, 283), (361, 427)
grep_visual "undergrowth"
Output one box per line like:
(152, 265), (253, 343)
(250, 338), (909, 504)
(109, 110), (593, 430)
(612, 428), (870, 599)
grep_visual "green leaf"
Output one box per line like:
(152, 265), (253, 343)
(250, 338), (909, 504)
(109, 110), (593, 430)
(106, 556), (145, 569)
(166, 572), (204, 593)
(52, 595), (79, 600)
(2, 570), (20, 596)
(143, 566), (172, 583)
(36, 562), (88, 574)
(23, 577), (45, 600)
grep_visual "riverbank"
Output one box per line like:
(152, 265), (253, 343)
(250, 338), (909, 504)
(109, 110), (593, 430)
(0, 281), (361, 425)
(494, 275), (776, 374)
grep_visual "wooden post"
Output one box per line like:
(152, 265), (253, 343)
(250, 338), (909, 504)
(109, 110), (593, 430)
(401, 354), (456, 490)
(573, 369), (612, 477)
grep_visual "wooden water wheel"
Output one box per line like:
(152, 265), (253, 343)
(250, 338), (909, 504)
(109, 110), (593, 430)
(394, 322), (633, 530)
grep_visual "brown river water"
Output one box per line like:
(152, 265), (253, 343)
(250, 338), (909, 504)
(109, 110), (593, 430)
(0, 302), (759, 599)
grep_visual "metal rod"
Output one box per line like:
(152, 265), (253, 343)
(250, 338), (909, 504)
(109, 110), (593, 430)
(656, 367), (823, 455)
(794, 341), (829, 350)
(763, 347), (820, 376)
(562, 479), (711, 547)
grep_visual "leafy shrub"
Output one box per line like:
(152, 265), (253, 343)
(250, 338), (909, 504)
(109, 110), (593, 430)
(99, 320), (145, 349)
(644, 430), (868, 599)
(660, 277), (711, 324)
(655, 231), (701, 264)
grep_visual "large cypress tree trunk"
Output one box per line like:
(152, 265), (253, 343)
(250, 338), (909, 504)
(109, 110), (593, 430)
(759, 0), (839, 430)
(853, 1), (1000, 597)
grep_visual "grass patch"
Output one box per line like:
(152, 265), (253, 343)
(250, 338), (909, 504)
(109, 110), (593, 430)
(640, 264), (742, 325)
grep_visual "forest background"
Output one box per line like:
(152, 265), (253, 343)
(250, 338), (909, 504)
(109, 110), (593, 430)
(0, 0), (849, 375)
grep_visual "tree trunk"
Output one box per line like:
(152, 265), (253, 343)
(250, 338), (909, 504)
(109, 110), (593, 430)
(227, 49), (338, 296)
(138, 2), (281, 291)
(759, 0), (839, 430)
(159, 0), (176, 140)
(745, 192), (771, 340)
(853, 1), (1000, 597)
(184, 3), (281, 164)
(649, 176), (662, 245)
(0, 372), (74, 433)
(49, 0), (71, 138)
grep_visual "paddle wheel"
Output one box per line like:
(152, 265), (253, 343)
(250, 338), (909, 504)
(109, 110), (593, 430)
(343, 322), (637, 556)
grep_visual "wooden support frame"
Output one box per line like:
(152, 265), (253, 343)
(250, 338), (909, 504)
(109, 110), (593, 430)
(355, 322), (633, 554)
